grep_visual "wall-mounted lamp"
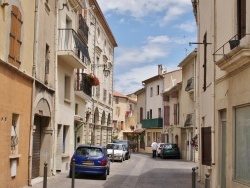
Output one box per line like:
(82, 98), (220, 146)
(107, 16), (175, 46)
(1, 2), (9, 7)
(59, 1), (69, 11)
(91, 64), (110, 78)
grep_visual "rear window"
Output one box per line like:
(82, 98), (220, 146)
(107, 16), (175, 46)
(106, 144), (114, 149)
(113, 144), (123, 150)
(75, 147), (103, 157)
(164, 144), (178, 149)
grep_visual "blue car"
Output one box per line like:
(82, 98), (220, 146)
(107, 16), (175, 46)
(69, 145), (110, 180)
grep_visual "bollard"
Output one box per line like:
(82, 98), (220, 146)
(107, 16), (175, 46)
(71, 159), (75, 188)
(43, 163), (47, 188)
(192, 167), (198, 188)
(205, 173), (210, 188)
(112, 146), (114, 163)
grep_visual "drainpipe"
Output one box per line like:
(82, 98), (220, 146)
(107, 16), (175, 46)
(53, 0), (59, 175)
(28, 0), (39, 185)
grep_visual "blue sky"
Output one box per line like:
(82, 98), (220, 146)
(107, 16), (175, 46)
(96, 0), (197, 95)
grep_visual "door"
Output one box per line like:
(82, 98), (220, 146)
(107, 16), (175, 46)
(220, 110), (227, 188)
(32, 115), (41, 178)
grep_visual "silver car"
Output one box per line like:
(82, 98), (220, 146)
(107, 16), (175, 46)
(156, 143), (165, 157)
(106, 143), (126, 162)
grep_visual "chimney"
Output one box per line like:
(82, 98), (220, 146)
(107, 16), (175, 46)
(158, 64), (162, 75)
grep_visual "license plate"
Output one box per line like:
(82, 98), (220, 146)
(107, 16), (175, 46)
(82, 161), (94, 166)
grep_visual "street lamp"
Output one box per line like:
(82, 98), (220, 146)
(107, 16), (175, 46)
(91, 64), (110, 78)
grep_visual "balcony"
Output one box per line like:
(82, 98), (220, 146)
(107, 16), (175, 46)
(142, 118), (163, 129)
(68, 0), (83, 12)
(74, 73), (92, 101)
(58, 29), (90, 69)
(184, 113), (193, 127)
(185, 77), (194, 93)
(78, 16), (89, 44)
(214, 33), (250, 73)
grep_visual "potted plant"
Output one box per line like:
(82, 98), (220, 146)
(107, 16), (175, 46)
(85, 73), (100, 86)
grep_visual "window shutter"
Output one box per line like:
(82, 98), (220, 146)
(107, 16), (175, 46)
(9, 6), (22, 68)
(174, 104), (177, 125)
(164, 106), (170, 126)
(202, 127), (212, 166)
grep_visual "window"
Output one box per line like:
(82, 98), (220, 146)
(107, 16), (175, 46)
(45, 44), (50, 84)
(116, 107), (120, 116)
(235, 106), (250, 185)
(158, 108), (161, 118)
(174, 104), (179, 125)
(150, 87), (153, 97)
(62, 126), (69, 153)
(150, 109), (152, 119)
(11, 114), (19, 154)
(64, 75), (71, 101)
(96, 85), (100, 98)
(140, 107), (143, 123)
(9, 6), (22, 68)
(237, 0), (246, 39)
(109, 94), (112, 105)
(157, 85), (160, 95)
(201, 126), (211, 166)
(147, 132), (152, 147)
(115, 97), (119, 104)
(75, 103), (78, 115)
(103, 89), (107, 102)
(164, 106), (170, 126)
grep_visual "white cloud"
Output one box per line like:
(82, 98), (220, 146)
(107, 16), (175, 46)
(97, 0), (191, 21)
(174, 20), (196, 32)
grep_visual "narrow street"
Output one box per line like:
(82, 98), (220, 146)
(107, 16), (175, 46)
(23, 153), (202, 188)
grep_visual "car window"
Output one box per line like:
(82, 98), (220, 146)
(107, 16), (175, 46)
(106, 144), (113, 149)
(113, 144), (123, 150)
(165, 144), (173, 149)
(76, 147), (103, 157)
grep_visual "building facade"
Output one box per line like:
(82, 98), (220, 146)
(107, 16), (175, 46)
(0, 1), (35, 187)
(193, 0), (250, 187)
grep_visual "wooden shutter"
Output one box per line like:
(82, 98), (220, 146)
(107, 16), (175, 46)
(237, 0), (246, 39)
(202, 127), (212, 166)
(9, 6), (22, 68)
(164, 106), (170, 126)
(174, 104), (177, 125)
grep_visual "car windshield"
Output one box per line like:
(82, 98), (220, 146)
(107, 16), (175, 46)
(113, 144), (123, 150)
(113, 140), (128, 149)
(75, 147), (103, 157)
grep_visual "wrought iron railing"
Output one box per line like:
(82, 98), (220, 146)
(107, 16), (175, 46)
(213, 33), (250, 59)
(78, 16), (89, 42)
(58, 29), (90, 65)
(75, 72), (92, 97)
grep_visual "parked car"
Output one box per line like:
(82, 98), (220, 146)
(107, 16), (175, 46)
(112, 139), (131, 160)
(106, 143), (126, 162)
(160, 143), (180, 159)
(156, 143), (165, 157)
(69, 145), (110, 180)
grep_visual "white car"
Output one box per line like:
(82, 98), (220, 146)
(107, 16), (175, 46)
(106, 143), (126, 162)
(156, 143), (165, 157)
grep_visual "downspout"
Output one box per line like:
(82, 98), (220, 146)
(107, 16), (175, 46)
(53, 0), (59, 175)
(28, 0), (39, 185)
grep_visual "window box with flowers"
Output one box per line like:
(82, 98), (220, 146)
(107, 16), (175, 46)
(84, 73), (100, 86)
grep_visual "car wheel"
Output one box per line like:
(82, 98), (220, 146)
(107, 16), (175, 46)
(107, 168), (110, 175)
(120, 157), (123, 162)
(101, 172), (107, 180)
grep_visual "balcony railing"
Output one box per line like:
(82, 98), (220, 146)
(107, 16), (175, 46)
(213, 33), (250, 59)
(141, 118), (163, 128)
(58, 29), (90, 65)
(78, 16), (89, 43)
(75, 73), (92, 97)
(185, 77), (194, 92)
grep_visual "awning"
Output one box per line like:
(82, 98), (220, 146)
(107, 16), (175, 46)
(133, 128), (145, 134)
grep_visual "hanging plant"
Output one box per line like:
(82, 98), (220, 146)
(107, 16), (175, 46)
(85, 73), (100, 86)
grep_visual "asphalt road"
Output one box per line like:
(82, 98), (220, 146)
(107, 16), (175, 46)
(23, 153), (202, 188)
